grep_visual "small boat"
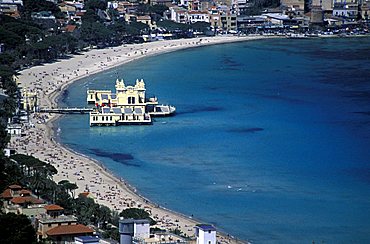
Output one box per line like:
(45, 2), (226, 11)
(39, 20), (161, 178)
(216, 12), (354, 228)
(286, 33), (308, 39)
(148, 104), (176, 117)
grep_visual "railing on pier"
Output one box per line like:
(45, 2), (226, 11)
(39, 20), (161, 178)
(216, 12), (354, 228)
(38, 107), (94, 114)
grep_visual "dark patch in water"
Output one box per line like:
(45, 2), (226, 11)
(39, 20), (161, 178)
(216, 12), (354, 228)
(219, 67), (240, 71)
(227, 127), (264, 134)
(344, 91), (370, 102)
(60, 89), (69, 103)
(353, 111), (370, 116)
(177, 106), (223, 115)
(254, 93), (307, 104)
(220, 56), (243, 71)
(344, 167), (370, 184)
(89, 148), (139, 167)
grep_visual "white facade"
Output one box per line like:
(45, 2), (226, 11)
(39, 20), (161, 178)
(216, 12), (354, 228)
(4, 148), (15, 157)
(180, 0), (189, 7)
(6, 124), (21, 136)
(133, 221), (150, 239)
(333, 3), (358, 18)
(170, 7), (188, 23)
(195, 225), (216, 244)
(107, 1), (119, 9)
(0, 0), (23, 5)
(187, 11), (210, 23)
(119, 219), (150, 244)
(262, 13), (290, 25)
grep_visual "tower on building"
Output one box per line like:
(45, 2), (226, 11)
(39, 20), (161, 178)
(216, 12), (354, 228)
(310, 0), (324, 24)
(195, 224), (217, 244)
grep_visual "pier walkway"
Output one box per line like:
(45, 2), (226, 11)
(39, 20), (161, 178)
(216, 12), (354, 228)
(38, 107), (93, 114)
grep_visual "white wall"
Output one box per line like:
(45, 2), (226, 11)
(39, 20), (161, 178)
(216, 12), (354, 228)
(134, 222), (150, 239)
(197, 229), (216, 244)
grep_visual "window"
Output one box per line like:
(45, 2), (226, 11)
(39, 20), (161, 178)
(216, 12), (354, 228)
(128, 97), (135, 104)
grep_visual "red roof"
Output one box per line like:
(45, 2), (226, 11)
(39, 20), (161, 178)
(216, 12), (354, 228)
(65, 25), (77, 32)
(188, 11), (208, 15)
(11, 196), (44, 205)
(79, 192), (91, 197)
(44, 204), (64, 211)
(1, 189), (12, 199)
(137, 15), (151, 20)
(8, 185), (22, 190)
(46, 224), (93, 236)
(20, 189), (32, 195)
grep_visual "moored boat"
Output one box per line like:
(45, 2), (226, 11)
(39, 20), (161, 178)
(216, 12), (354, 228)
(286, 33), (309, 39)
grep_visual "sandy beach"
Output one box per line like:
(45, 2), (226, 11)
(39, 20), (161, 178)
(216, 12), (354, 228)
(10, 35), (276, 242)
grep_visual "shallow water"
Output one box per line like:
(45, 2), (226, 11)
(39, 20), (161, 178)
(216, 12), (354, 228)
(58, 37), (370, 243)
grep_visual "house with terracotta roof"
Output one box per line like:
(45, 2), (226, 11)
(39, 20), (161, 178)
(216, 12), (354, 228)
(8, 184), (22, 191)
(37, 213), (78, 238)
(36, 204), (94, 243)
(79, 191), (94, 199)
(46, 223), (94, 243)
(1, 185), (46, 217)
(44, 204), (65, 218)
(64, 24), (77, 33)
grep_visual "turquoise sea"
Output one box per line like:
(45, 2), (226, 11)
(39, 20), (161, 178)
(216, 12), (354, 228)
(57, 37), (370, 243)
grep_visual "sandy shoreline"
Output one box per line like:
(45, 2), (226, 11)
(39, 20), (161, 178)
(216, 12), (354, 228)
(10, 35), (277, 242)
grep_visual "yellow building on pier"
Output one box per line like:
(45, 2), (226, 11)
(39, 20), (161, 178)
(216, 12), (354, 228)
(87, 79), (175, 126)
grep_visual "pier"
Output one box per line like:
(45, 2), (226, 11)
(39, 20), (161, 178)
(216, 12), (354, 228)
(38, 107), (93, 114)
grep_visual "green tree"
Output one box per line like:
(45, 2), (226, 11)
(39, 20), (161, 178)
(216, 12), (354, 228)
(149, 5), (169, 16)
(22, 0), (62, 19)
(101, 228), (120, 241)
(0, 126), (10, 152)
(137, 3), (150, 15)
(191, 21), (211, 32)
(157, 20), (190, 31)
(0, 213), (37, 243)
(0, 98), (17, 118)
(0, 156), (24, 185)
(0, 53), (16, 67)
(0, 27), (24, 49)
(58, 180), (78, 198)
(85, 0), (107, 11)
(75, 194), (99, 225)
(119, 208), (156, 225)
(81, 21), (113, 44)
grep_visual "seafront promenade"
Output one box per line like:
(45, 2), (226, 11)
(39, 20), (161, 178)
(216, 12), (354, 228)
(9, 35), (274, 242)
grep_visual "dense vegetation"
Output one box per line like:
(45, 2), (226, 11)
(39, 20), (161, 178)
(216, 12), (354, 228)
(0, 0), (157, 69)
(0, 213), (38, 243)
(0, 153), (159, 241)
(243, 0), (280, 15)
